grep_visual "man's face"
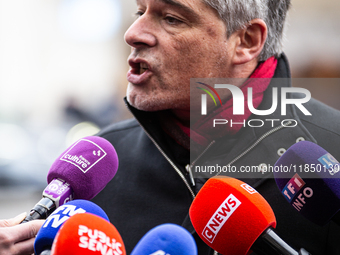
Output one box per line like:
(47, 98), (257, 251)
(125, 0), (236, 117)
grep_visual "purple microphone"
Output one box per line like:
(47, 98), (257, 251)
(274, 140), (340, 226)
(22, 136), (118, 223)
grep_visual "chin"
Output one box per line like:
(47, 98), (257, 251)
(127, 96), (163, 112)
(127, 95), (185, 112)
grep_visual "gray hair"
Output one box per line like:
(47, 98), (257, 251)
(203, 0), (291, 61)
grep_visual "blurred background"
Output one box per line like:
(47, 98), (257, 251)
(0, 0), (339, 218)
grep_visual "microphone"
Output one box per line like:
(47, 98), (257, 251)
(34, 199), (109, 255)
(130, 223), (197, 255)
(22, 136), (118, 222)
(50, 213), (126, 255)
(189, 176), (310, 255)
(274, 140), (340, 226)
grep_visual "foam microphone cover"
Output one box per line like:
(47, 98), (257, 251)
(189, 176), (276, 255)
(51, 213), (126, 255)
(34, 199), (109, 255)
(47, 136), (118, 200)
(130, 223), (197, 255)
(274, 140), (340, 225)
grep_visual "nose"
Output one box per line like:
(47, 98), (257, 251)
(124, 14), (157, 48)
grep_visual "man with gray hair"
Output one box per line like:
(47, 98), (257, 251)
(2, 0), (339, 254)
(90, 0), (340, 254)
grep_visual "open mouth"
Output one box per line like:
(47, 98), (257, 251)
(139, 62), (149, 75)
(127, 59), (152, 85)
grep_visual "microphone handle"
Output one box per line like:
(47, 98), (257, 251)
(299, 248), (310, 255)
(253, 228), (310, 255)
(21, 197), (56, 223)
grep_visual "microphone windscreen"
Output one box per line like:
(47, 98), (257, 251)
(189, 176), (276, 255)
(34, 199), (109, 255)
(130, 223), (197, 255)
(51, 213), (126, 255)
(47, 136), (118, 200)
(274, 140), (340, 225)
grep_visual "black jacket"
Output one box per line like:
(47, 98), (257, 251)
(92, 54), (340, 255)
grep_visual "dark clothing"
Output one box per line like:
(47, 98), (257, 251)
(92, 54), (340, 255)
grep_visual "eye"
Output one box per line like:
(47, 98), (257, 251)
(164, 15), (183, 25)
(134, 11), (144, 19)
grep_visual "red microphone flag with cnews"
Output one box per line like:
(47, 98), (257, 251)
(51, 213), (126, 255)
(189, 177), (276, 255)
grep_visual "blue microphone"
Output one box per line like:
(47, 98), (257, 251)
(34, 199), (109, 255)
(130, 223), (197, 255)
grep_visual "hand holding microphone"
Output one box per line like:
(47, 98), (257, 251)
(22, 136), (118, 222)
(0, 213), (44, 255)
(189, 176), (310, 255)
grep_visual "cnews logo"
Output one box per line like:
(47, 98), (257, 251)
(202, 194), (241, 243)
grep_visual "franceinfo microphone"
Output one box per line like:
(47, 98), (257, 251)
(22, 136), (118, 222)
(51, 213), (126, 255)
(130, 223), (197, 255)
(34, 199), (109, 255)
(189, 176), (310, 255)
(274, 140), (340, 226)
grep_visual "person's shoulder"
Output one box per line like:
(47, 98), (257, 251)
(295, 96), (340, 134)
(293, 96), (340, 155)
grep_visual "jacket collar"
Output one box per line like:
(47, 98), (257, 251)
(124, 53), (317, 188)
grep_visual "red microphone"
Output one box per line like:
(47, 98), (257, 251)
(189, 176), (309, 255)
(51, 213), (126, 255)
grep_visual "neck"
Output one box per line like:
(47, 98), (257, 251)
(171, 109), (191, 127)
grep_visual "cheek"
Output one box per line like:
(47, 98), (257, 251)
(167, 35), (209, 77)
(157, 36), (198, 85)
(207, 27), (217, 38)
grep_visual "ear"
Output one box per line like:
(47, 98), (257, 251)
(231, 19), (267, 65)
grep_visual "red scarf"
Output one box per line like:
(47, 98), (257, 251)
(159, 57), (278, 151)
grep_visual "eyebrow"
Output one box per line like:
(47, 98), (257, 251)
(160, 0), (199, 18)
(137, 0), (200, 20)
